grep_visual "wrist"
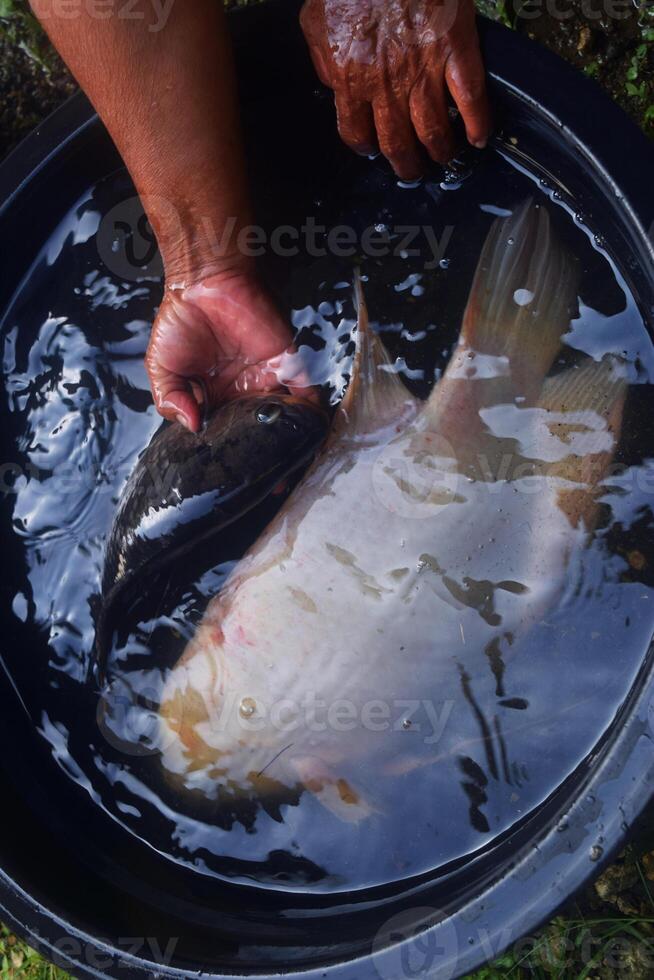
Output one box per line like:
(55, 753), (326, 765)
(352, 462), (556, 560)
(163, 234), (254, 290)
(136, 186), (253, 287)
(155, 208), (254, 289)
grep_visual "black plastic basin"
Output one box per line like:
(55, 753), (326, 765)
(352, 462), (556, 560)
(1, 3), (654, 978)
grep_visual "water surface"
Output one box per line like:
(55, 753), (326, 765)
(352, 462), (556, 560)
(2, 141), (654, 894)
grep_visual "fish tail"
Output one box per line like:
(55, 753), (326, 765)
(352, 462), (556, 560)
(538, 356), (627, 529)
(539, 356), (627, 423)
(460, 198), (578, 395)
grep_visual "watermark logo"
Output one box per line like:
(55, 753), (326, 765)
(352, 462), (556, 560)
(372, 907), (459, 980)
(96, 195), (165, 281)
(30, 0), (175, 33)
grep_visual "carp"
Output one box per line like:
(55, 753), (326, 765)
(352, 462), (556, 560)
(157, 200), (626, 820)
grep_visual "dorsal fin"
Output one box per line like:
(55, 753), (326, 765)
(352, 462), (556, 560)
(333, 273), (417, 438)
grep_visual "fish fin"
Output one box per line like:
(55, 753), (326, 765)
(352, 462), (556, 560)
(538, 356), (627, 421)
(334, 273), (417, 437)
(383, 753), (430, 777)
(539, 356), (627, 529)
(460, 199), (578, 396)
(292, 755), (376, 823)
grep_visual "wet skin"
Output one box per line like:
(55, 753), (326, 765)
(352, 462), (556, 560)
(300, 0), (491, 179)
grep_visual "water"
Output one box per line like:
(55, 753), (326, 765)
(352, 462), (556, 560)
(2, 141), (654, 899)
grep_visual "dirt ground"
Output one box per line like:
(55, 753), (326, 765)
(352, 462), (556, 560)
(495, 0), (654, 139)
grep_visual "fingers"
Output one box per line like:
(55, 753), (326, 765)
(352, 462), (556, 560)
(146, 271), (318, 431)
(444, 42), (491, 149)
(145, 300), (204, 432)
(299, 0), (332, 87)
(224, 347), (320, 406)
(223, 362), (284, 400)
(409, 72), (456, 165)
(335, 92), (376, 155)
(147, 368), (203, 433)
(372, 96), (424, 182)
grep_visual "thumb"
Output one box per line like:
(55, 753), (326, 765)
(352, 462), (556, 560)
(161, 388), (203, 433)
(148, 366), (203, 432)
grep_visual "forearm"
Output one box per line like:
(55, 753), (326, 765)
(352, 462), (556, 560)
(30, 0), (250, 284)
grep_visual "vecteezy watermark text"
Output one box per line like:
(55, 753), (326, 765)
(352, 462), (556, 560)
(371, 905), (654, 980)
(95, 195), (455, 280)
(27, 928), (179, 973)
(216, 692), (454, 745)
(3, 454), (654, 504)
(513, 0), (635, 18)
(210, 218), (454, 269)
(97, 682), (457, 757)
(29, 0), (175, 33)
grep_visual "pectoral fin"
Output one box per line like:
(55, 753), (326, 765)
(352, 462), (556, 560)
(292, 755), (376, 823)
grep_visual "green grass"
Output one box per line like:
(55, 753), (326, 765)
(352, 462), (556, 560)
(0, 924), (70, 980)
(465, 844), (654, 979)
(466, 918), (654, 979)
(0, 0), (57, 72)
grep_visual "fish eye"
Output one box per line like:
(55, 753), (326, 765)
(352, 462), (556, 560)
(256, 403), (282, 425)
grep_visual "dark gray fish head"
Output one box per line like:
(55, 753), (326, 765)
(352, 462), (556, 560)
(96, 393), (328, 674)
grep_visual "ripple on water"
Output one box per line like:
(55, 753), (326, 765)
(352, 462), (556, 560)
(2, 147), (654, 893)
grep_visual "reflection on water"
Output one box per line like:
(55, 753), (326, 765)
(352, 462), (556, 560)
(2, 147), (654, 893)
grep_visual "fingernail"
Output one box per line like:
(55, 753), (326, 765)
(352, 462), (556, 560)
(175, 413), (187, 427)
(473, 140), (487, 149)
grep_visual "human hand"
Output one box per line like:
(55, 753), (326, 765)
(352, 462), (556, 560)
(300, 0), (491, 180)
(145, 269), (302, 433)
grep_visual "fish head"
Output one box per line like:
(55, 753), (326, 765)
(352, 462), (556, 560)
(203, 392), (329, 459)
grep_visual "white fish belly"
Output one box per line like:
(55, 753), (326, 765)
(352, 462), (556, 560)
(160, 408), (578, 788)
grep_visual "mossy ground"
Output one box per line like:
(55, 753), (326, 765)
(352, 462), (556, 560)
(0, 1), (653, 978)
(477, 0), (654, 139)
(0, 2), (74, 159)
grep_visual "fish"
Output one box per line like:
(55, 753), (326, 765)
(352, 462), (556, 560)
(156, 200), (627, 821)
(96, 393), (329, 678)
